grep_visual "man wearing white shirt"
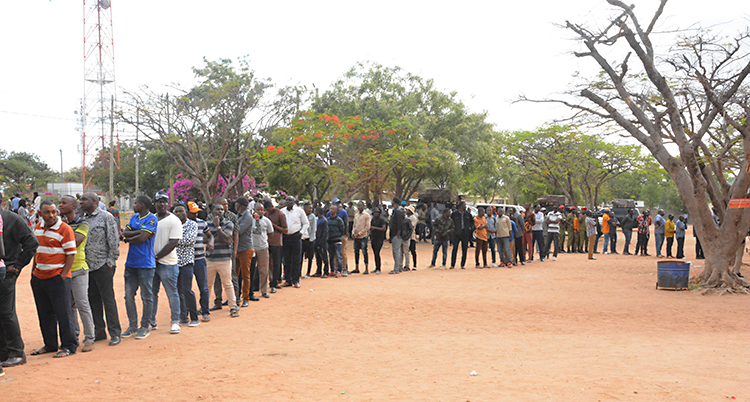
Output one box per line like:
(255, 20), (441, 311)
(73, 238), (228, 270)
(544, 206), (564, 261)
(302, 203), (316, 279)
(532, 205), (545, 262)
(281, 196), (309, 288)
(148, 191), (183, 335)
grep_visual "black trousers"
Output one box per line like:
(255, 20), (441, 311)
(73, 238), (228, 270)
(514, 237), (525, 263)
(666, 237), (674, 257)
(282, 233), (302, 284)
(314, 243), (329, 275)
(409, 238), (417, 267)
(371, 239), (384, 271)
(695, 237), (704, 258)
(676, 237), (685, 258)
(31, 274), (78, 353)
(88, 264), (121, 340)
(636, 232), (649, 255)
(451, 236), (470, 268)
(269, 245), (283, 288)
(532, 230), (545, 260)
(0, 271), (25, 360)
(302, 239), (315, 275)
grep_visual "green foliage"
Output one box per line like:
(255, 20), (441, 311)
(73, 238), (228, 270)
(0, 150), (56, 195)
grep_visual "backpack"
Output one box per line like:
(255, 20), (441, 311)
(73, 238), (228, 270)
(401, 217), (413, 240)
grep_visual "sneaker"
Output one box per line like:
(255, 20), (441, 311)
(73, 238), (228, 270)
(134, 327), (150, 340)
(293, 283), (301, 288)
(302, 275), (309, 279)
(230, 308), (239, 318)
(335, 272), (342, 278)
(170, 323), (181, 334)
(388, 269), (399, 274)
(520, 261), (525, 266)
(179, 319), (189, 325)
(342, 271), (349, 277)
(553, 257), (557, 261)
(604, 251), (609, 255)
(209, 304), (222, 311)
(350, 269), (360, 274)
(439, 265), (446, 269)
(201, 315), (210, 322)
(121, 327), (136, 338)
(0, 367), (4, 377)
(506, 263), (513, 268)
(149, 322), (158, 331)
(262, 293), (270, 298)
(363, 270), (369, 275)
(188, 320), (200, 327)
(428, 265), (436, 268)
(460, 266), (465, 269)
(491, 263), (498, 267)
(327, 272), (337, 278)
(374, 269), (381, 274)
(81, 341), (95, 353)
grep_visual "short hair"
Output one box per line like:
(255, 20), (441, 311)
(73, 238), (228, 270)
(457, 201), (465, 209)
(40, 199), (55, 208)
(172, 204), (186, 212)
(61, 195), (76, 203)
(478, 207), (485, 213)
(303, 202), (312, 207)
(136, 195), (152, 206)
(315, 207), (325, 215)
(263, 200), (273, 209)
(236, 196), (249, 207)
(392, 197), (401, 205)
(214, 197), (226, 204)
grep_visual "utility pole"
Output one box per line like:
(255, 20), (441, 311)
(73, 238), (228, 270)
(109, 98), (115, 201)
(135, 109), (140, 196)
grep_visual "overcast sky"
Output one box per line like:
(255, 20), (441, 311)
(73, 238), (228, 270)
(0, 0), (746, 173)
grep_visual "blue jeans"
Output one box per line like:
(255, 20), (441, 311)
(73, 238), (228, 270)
(192, 258), (209, 316)
(623, 230), (633, 253)
(328, 242), (343, 273)
(178, 264), (198, 322)
(655, 233), (665, 256)
(124, 267), (155, 330)
(150, 263), (180, 325)
(431, 239), (450, 266)
(498, 237), (512, 264)
(603, 233), (610, 252)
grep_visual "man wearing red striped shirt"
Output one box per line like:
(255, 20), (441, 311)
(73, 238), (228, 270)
(29, 200), (78, 358)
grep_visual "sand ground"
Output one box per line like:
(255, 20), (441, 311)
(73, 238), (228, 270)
(2, 231), (749, 402)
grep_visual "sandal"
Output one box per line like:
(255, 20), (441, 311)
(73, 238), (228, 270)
(53, 348), (72, 358)
(30, 347), (53, 356)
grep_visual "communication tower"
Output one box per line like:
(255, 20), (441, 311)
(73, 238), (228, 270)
(81, 0), (116, 189)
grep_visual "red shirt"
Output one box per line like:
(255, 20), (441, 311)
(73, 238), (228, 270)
(33, 217), (77, 279)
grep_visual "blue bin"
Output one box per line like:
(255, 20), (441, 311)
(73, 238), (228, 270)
(656, 261), (690, 290)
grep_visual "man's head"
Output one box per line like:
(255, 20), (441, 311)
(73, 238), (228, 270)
(443, 208), (451, 218)
(534, 204), (541, 212)
(134, 195), (152, 214)
(509, 207), (516, 215)
(154, 191), (170, 214)
(40, 200), (58, 227)
(357, 201), (365, 212)
(212, 203), (224, 219)
(236, 196), (249, 213)
(330, 204), (339, 217)
(80, 192), (100, 213)
(477, 207), (485, 217)
(214, 197), (228, 213)
(586, 210), (592, 217)
(58, 195), (77, 216)
(303, 202), (312, 215)
(628, 208), (634, 216)
(372, 207), (381, 218)
(264, 200), (275, 212)
(187, 201), (202, 220)
(315, 206), (325, 217)
(254, 203), (265, 217)
(285, 196), (296, 210)
(406, 206), (415, 216)
(457, 201), (466, 212)
(392, 197), (400, 207)
(658, 209), (665, 216)
(173, 204), (187, 223)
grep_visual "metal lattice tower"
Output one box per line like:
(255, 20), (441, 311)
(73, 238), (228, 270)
(81, 0), (116, 189)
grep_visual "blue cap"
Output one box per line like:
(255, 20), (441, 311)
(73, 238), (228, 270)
(332, 198), (340, 203)
(401, 200), (406, 205)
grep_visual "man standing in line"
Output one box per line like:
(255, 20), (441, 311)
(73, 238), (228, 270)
(585, 210), (598, 260)
(567, 209), (579, 253)
(602, 208), (611, 254)
(313, 207), (329, 277)
(327, 205), (346, 277)
(209, 197), (239, 311)
(121, 195), (158, 340)
(58, 196), (95, 352)
(450, 202), (473, 270)
(636, 210), (652, 256)
(473, 207), (489, 268)
(172, 205), (200, 327)
(665, 213), (676, 258)
(351, 201), (371, 275)
(429, 208), (454, 269)
(29, 200), (78, 358)
(186, 202), (210, 322)
(510, 207), (526, 266)
(251, 203), (274, 298)
(368, 207), (388, 274)
(205, 204), (239, 318)
(389, 197), (407, 274)
(620, 209), (637, 255)
(654, 209), (666, 258)
(148, 191), (183, 335)
(543, 206), (564, 261)
(496, 208), (513, 268)
(607, 210), (619, 254)
(406, 206), (418, 270)
(579, 207), (588, 253)
(416, 204), (427, 242)
(486, 208), (498, 267)
(234, 197), (257, 306)
(281, 196), (309, 288)
(429, 203), (440, 243)
(330, 199), (350, 272)
(532, 205), (545, 262)
(264, 200), (287, 293)
(0, 208), (38, 367)
(80, 193), (121, 346)
(302, 203), (316, 279)
(675, 215), (686, 259)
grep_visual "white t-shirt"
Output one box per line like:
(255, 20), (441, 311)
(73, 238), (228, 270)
(154, 213), (183, 266)
(532, 212), (544, 231)
(252, 216), (274, 251)
(546, 211), (563, 233)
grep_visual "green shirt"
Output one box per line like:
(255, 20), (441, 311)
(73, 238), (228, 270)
(68, 216), (90, 272)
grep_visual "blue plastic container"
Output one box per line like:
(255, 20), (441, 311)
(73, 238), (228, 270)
(656, 261), (690, 290)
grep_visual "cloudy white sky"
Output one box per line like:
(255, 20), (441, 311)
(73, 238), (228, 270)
(0, 0), (746, 173)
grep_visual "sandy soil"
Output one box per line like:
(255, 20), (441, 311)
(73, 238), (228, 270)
(2, 231), (749, 402)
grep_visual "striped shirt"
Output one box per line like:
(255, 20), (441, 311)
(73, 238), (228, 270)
(193, 218), (207, 260)
(206, 218), (234, 262)
(33, 217), (77, 279)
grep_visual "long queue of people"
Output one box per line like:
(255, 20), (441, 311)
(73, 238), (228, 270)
(0, 191), (709, 378)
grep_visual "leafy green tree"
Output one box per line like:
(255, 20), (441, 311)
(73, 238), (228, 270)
(0, 150), (56, 194)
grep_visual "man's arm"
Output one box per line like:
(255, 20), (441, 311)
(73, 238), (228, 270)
(105, 213), (120, 264)
(300, 209), (310, 236)
(61, 253), (75, 279)
(13, 220), (39, 270)
(124, 230), (153, 245)
(156, 239), (179, 261)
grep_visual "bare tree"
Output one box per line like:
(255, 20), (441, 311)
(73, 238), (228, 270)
(539, 0), (750, 291)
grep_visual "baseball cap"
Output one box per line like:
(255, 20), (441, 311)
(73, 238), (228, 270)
(187, 201), (202, 213)
(332, 198), (340, 203)
(154, 190), (169, 202)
